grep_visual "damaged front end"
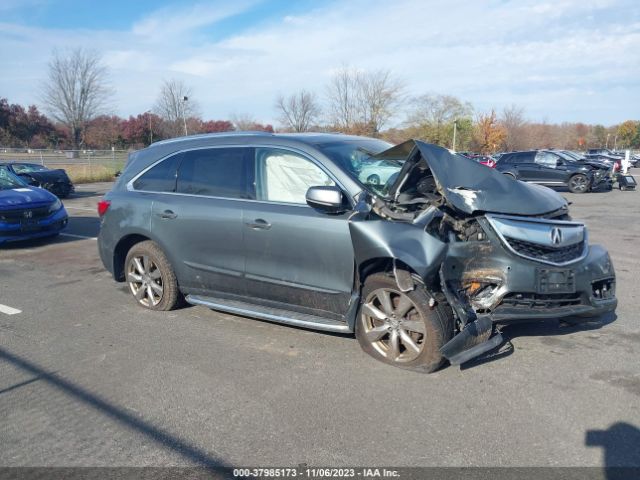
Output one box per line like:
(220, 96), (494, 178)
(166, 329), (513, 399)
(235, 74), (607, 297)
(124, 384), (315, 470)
(351, 141), (617, 365)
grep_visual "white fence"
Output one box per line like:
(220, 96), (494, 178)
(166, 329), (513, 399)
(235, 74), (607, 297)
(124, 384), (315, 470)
(0, 148), (129, 171)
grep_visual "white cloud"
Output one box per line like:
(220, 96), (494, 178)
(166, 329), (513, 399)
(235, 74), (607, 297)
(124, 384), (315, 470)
(131, 0), (258, 39)
(0, 0), (638, 125)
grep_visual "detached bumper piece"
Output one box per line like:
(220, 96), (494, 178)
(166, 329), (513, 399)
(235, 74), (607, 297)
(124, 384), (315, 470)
(440, 316), (503, 365)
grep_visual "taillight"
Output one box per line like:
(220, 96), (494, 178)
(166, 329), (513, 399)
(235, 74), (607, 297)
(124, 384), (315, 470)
(97, 200), (111, 217)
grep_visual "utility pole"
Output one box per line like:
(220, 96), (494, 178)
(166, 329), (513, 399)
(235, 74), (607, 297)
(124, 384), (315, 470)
(606, 133), (610, 149)
(452, 120), (457, 152)
(614, 135), (618, 151)
(145, 110), (153, 145)
(182, 96), (189, 136)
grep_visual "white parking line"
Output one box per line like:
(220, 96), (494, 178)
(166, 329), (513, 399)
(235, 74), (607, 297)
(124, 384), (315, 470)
(64, 206), (97, 212)
(0, 304), (21, 315)
(59, 233), (98, 240)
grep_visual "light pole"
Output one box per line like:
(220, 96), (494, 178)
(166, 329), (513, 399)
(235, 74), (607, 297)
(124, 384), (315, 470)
(606, 133), (610, 149)
(181, 96), (189, 136)
(614, 135), (618, 151)
(452, 120), (457, 152)
(145, 110), (153, 145)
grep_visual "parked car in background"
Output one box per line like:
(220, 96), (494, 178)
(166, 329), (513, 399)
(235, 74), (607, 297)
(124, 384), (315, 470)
(557, 150), (615, 175)
(0, 162), (75, 198)
(495, 150), (611, 193)
(458, 152), (496, 168)
(357, 158), (399, 185)
(97, 133), (616, 372)
(0, 166), (68, 245)
(583, 152), (623, 171)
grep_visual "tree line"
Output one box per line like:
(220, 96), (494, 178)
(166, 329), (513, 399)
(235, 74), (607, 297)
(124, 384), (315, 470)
(1, 49), (638, 153)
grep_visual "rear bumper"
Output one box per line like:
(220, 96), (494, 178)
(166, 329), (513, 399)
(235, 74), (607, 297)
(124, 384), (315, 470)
(0, 207), (68, 245)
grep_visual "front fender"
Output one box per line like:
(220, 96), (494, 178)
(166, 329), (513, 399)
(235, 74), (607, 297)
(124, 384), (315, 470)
(349, 219), (447, 282)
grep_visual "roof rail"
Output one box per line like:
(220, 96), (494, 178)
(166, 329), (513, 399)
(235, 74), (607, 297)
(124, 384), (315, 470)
(151, 130), (274, 147)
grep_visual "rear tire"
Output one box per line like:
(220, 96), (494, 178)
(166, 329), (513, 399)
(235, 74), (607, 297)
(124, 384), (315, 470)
(356, 272), (454, 373)
(125, 240), (181, 311)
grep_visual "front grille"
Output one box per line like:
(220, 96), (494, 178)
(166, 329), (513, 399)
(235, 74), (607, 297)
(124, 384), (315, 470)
(0, 206), (52, 224)
(501, 292), (583, 309)
(504, 236), (585, 264)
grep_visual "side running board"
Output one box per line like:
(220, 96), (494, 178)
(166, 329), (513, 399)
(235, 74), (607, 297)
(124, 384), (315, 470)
(186, 294), (352, 333)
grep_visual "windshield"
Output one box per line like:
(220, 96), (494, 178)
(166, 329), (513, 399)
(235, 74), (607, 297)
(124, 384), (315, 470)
(560, 150), (584, 161)
(12, 163), (48, 174)
(315, 139), (400, 194)
(0, 166), (28, 190)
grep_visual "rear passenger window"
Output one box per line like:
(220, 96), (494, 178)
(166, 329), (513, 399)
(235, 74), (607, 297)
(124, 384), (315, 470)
(176, 148), (254, 199)
(133, 153), (182, 192)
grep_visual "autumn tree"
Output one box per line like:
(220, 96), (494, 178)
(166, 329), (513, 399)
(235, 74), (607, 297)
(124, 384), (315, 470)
(154, 79), (200, 137)
(500, 104), (528, 151)
(0, 99), (55, 148)
(472, 109), (506, 154)
(405, 94), (473, 148)
(230, 113), (273, 132)
(326, 66), (403, 136)
(617, 120), (640, 148)
(275, 90), (321, 132)
(41, 48), (113, 149)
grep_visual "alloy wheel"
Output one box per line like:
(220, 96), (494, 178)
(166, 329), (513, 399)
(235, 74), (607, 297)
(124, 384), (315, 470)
(127, 254), (164, 307)
(570, 175), (588, 193)
(361, 288), (426, 363)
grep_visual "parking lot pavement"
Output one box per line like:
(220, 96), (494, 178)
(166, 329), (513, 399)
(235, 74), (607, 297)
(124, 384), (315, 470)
(0, 182), (639, 468)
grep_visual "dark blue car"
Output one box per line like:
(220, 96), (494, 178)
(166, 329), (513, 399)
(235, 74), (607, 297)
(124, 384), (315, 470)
(0, 166), (68, 245)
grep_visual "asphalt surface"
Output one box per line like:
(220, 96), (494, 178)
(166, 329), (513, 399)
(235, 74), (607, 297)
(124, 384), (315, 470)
(0, 181), (639, 468)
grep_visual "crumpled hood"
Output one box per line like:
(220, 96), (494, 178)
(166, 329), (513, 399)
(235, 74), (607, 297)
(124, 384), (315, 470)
(22, 169), (71, 183)
(0, 186), (57, 209)
(386, 140), (568, 216)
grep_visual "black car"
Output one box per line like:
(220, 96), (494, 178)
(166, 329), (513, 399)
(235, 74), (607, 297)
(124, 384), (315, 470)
(495, 150), (611, 193)
(0, 162), (75, 198)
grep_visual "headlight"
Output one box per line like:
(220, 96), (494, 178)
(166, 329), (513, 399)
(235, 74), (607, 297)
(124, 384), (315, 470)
(48, 198), (62, 213)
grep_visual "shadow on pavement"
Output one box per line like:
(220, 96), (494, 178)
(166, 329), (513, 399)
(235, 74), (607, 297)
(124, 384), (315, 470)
(586, 422), (640, 479)
(0, 346), (230, 469)
(461, 311), (617, 370)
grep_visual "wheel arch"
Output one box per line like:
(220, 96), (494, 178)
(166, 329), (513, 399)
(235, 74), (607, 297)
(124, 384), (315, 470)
(112, 233), (151, 281)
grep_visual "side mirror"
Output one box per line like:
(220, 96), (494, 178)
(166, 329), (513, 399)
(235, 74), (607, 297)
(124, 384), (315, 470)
(556, 159), (563, 166)
(306, 186), (346, 214)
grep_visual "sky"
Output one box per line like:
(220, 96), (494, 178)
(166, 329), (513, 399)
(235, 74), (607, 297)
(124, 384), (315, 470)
(0, 0), (638, 127)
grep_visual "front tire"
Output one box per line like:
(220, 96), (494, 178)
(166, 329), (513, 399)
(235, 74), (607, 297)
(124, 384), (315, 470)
(356, 272), (454, 372)
(125, 240), (180, 311)
(568, 174), (589, 193)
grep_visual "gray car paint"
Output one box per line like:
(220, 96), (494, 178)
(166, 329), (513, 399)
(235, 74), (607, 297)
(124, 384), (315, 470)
(98, 133), (616, 339)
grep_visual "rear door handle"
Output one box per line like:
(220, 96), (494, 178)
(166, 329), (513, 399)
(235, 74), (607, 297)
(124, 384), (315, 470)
(157, 210), (177, 219)
(245, 218), (271, 230)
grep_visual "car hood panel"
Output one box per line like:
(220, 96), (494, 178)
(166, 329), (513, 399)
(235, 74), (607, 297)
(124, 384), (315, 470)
(386, 140), (568, 215)
(0, 186), (57, 209)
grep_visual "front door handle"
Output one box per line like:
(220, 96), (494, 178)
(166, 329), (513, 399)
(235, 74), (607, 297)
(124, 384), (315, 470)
(157, 210), (177, 219)
(245, 218), (271, 230)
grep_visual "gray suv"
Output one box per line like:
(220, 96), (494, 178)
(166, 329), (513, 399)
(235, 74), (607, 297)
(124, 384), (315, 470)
(98, 133), (617, 372)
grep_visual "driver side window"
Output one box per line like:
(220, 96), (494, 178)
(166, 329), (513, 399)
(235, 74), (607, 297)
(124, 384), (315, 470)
(255, 148), (334, 204)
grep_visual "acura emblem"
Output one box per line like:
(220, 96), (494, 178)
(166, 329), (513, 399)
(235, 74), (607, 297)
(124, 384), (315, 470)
(23, 210), (33, 219)
(550, 227), (562, 245)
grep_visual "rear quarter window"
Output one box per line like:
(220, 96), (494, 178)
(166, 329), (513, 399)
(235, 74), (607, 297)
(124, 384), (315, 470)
(132, 153), (182, 192)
